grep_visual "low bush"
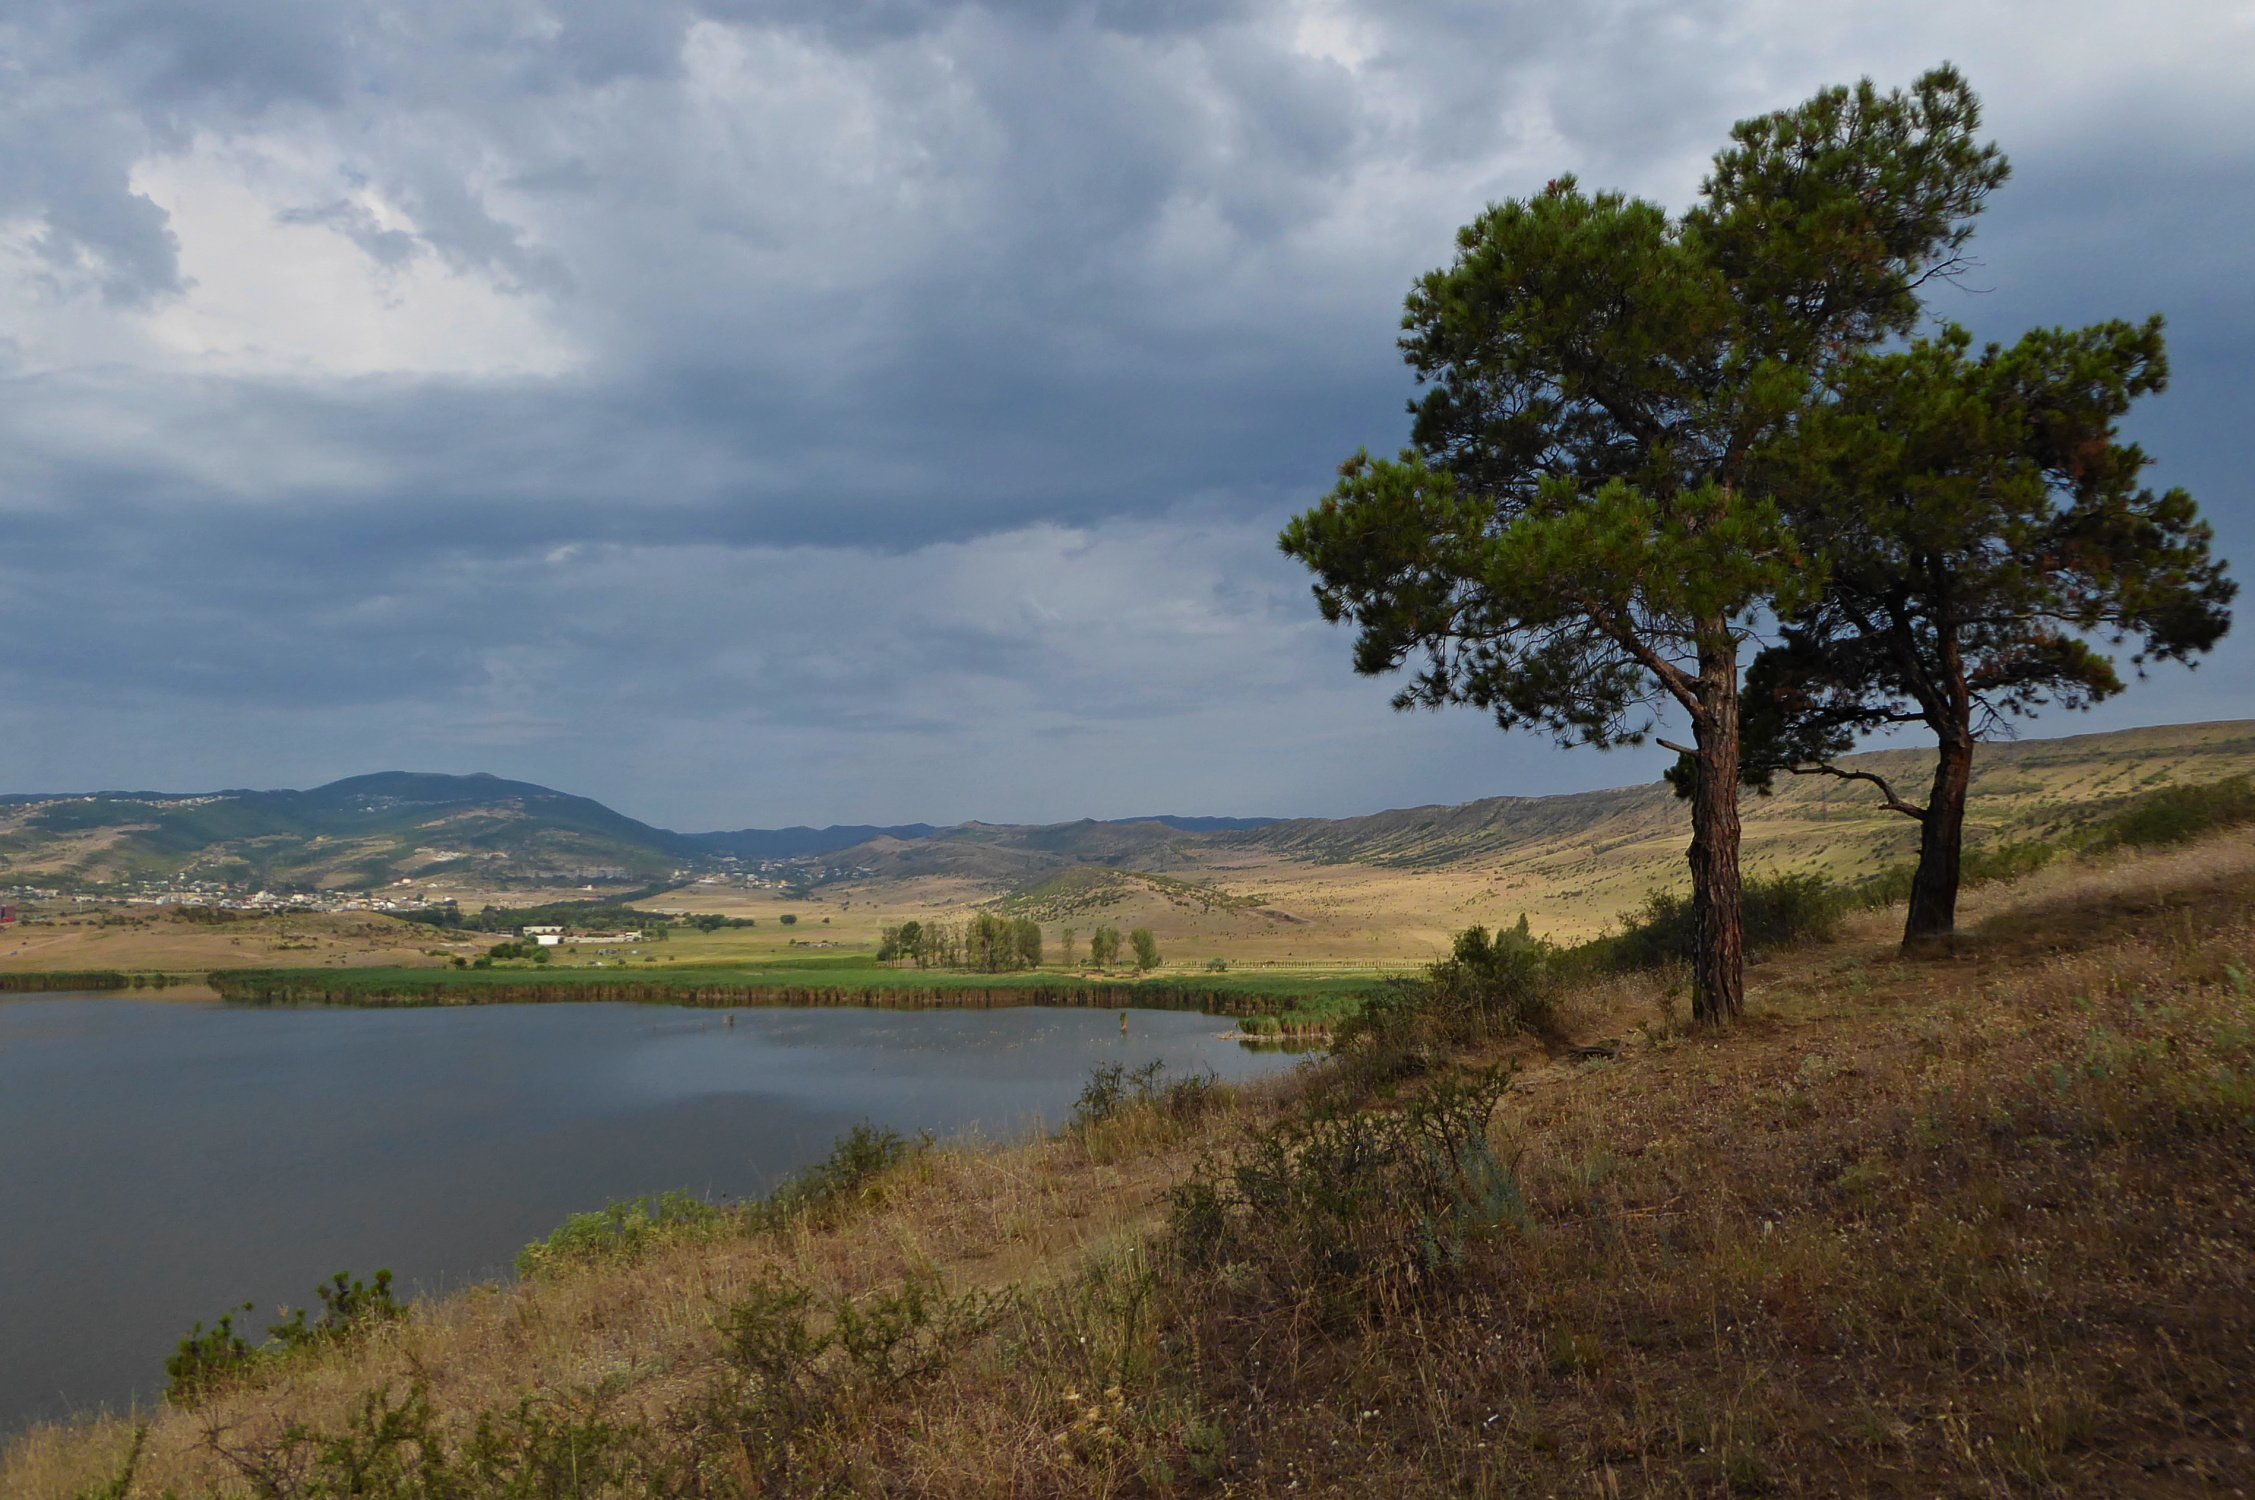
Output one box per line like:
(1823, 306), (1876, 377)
(1168, 1067), (1521, 1321)
(514, 1124), (926, 1281)
(1331, 920), (1554, 1085)
(515, 1192), (725, 1278)
(165, 1269), (402, 1405)
(1071, 1059), (1218, 1130)
(1591, 872), (1846, 971)
(2090, 774), (2255, 851)
(704, 1267), (1004, 1491)
(749, 1120), (927, 1230)
(267, 1269), (402, 1351)
(1856, 838), (2060, 909)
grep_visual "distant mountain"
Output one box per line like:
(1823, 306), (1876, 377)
(7, 721), (2245, 897)
(0, 771), (702, 889)
(688, 824), (943, 863)
(0, 771), (1284, 891)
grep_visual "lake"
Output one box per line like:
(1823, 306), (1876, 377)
(0, 993), (1303, 1434)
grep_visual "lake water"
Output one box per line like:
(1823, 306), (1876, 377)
(0, 994), (1302, 1434)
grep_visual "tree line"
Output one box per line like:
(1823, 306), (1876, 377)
(878, 916), (1163, 973)
(1282, 64), (2234, 1023)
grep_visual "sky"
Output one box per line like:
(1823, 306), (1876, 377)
(0, 0), (2249, 831)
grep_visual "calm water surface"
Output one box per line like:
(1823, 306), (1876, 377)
(0, 994), (1301, 1433)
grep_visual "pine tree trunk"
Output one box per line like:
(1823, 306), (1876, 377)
(1686, 645), (1746, 1023)
(1903, 732), (1973, 945)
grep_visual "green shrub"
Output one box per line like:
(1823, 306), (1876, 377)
(1071, 1060), (1217, 1130)
(516, 1192), (724, 1278)
(1855, 839), (2059, 909)
(164, 1304), (258, 1404)
(706, 1267), (1002, 1489)
(1594, 872), (1846, 970)
(741, 1121), (929, 1237)
(1964, 838), (2058, 885)
(1169, 1068), (1521, 1317)
(167, 1269), (404, 1404)
(1331, 921), (1554, 1084)
(268, 1269), (402, 1351)
(516, 1124), (927, 1280)
(2091, 775), (2255, 851)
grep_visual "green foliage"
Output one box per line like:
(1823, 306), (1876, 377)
(1088, 925), (1122, 969)
(706, 1267), (1002, 1490)
(1858, 839), (2059, 908)
(1128, 926), (1160, 972)
(1071, 1060), (1217, 1131)
(779, 913), (798, 926)
(515, 1192), (725, 1278)
(1330, 920), (1555, 1084)
(167, 1269), (403, 1405)
(267, 1269), (403, 1351)
(878, 912), (1043, 971)
(2092, 776), (2255, 851)
(1281, 66), (2008, 1018)
(197, 1379), (670, 1498)
(515, 1124), (927, 1281)
(749, 1121), (926, 1229)
(1169, 1068), (1520, 1316)
(1595, 873), (1846, 971)
(164, 1303), (257, 1404)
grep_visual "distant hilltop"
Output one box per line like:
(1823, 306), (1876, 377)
(0, 768), (1286, 892)
(1, 720), (2249, 898)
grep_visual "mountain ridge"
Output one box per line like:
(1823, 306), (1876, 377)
(2, 719), (2249, 893)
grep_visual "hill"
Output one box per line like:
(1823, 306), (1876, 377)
(3, 723), (2249, 927)
(10, 824), (2252, 1494)
(0, 771), (702, 889)
(674, 720), (2255, 962)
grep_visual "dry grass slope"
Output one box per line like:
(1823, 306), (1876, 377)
(9, 826), (2255, 1496)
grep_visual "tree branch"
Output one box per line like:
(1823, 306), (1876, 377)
(1784, 760), (1929, 820)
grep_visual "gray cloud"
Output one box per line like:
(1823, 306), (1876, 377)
(0, 0), (2246, 825)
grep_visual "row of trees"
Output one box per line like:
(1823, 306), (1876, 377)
(878, 917), (1165, 973)
(1072, 924), (1162, 972)
(1282, 65), (2233, 1023)
(877, 914), (1044, 971)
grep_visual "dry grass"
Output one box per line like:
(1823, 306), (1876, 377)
(10, 830), (2255, 1496)
(0, 907), (480, 977)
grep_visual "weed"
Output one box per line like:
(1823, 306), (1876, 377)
(515, 1193), (724, 1278)
(1070, 1060), (1216, 1130)
(164, 1304), (256, 1404)
(1170, 1067), (1521, 1318)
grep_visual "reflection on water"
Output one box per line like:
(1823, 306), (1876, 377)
(0, 994), (1303, 1433)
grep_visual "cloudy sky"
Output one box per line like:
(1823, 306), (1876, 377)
(0, 0), (2248, 830)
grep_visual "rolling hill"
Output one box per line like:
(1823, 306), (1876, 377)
(2, 723), (2249, 924)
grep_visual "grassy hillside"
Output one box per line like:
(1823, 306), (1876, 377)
(0, 772), (698, 889)
(9, 825), (2252, 1496)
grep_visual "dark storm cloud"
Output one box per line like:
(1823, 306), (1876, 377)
(0, 0), (2247, 823)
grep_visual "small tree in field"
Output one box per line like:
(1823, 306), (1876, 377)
(1129, 927), (1160, 972)
(1281, 67), (2004, 1020)
(1089, 926), (1122, 969)
(1740, 320), (2233, 942)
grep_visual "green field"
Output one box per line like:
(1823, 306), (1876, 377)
(207, 955), (1393, 1018)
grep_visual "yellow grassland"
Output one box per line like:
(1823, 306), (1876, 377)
(8, 719), (2251, 981)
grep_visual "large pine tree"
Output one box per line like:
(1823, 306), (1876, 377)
(1739, 318), (2233, 942)
(1281, 67), (2005, 1021)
